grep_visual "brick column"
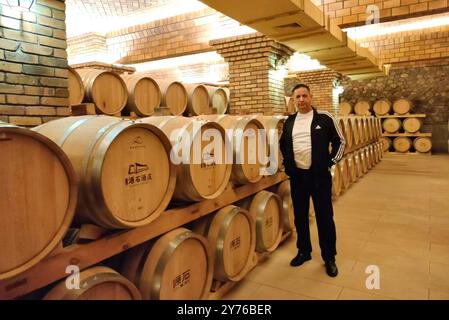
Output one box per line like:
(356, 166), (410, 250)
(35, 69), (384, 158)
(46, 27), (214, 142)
(0, 0), (69, 126)
(211, 33), (294, 115)
(285, 69), (341, 114)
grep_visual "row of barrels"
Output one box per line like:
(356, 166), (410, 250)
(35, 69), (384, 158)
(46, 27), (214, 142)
(42, 137), (386, 300)
(382, 117), (423, 134)
(42, 181), (294, 300)
(331, 142), (383, 198)
(0, 115), (285, 281)
(379, 136), (432, 153)
(68, 67), (230, 117)
(339, 98), (414, 116)
(337, 116), (382, 154)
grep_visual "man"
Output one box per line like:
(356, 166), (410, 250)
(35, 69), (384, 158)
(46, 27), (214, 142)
(279, 84), (345, 277)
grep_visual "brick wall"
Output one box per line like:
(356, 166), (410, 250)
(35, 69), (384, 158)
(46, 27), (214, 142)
(285, 69), (340, 114)
(211, 33), (294, 115)
(0, 0), (69, 125)
(357, 24), (449, 64)
(67, 33), (107, 64)
(312, 0), (449, 27)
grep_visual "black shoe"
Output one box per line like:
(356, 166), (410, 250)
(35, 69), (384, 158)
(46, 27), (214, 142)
(290, 253), (311, 267)
(325, 260), (338, 277)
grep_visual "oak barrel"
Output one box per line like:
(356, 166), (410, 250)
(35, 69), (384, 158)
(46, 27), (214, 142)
(193, 205), (256, 281)
(249, 115), (286, 173)
(68, 67), (85, 106)
(364, 146), (371, 169)
(338, 117), (353, 153)
(379, 136), (391, 152)
(354, 151), (363, 177)
(338, 158), (350, 190)
(331, 164), (342, 198)
(197, 115), (264, 185)
(237, 191), (283, 253)
(354, 100), (371, 116)
(393, 137), (412, 153)
(158, 80), (188, 115)
(44, 266), (141, 300)
(140, 116), (231, 201)
(121, 74), (161, 116)
(356, 116), (368, 146)
(0, 123), (78, 280)
(393, 98), (413, 115)
(192, 206), (255, 282)
(276, 180), (295, 232)
(338, 101), (352, 116)
(373, 99), (391, 116)
(205, 86), (229, 114)
(184, 84), (211, 116)
(359, 148), (368, 173)
(347, 153), (358, 183)
(122, 228), (213, 300)
(349, 117), (360, 147)
(76, 68), (128, 115)
(33, 116), (176, 229)
(402, 118), (422, 133)
(383, 118), (401, 133)
(414, 137), (432, 153)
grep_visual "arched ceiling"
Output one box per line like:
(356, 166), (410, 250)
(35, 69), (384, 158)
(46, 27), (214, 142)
(65, 0), (207, 37)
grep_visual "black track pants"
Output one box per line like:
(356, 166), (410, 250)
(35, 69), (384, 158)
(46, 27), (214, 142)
(289, 168), (337, 262)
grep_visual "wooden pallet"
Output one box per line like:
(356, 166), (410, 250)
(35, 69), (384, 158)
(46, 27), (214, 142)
(0, 172), (288, 300)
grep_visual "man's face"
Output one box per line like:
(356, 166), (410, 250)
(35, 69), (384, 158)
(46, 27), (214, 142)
(293, 87), (312, 113)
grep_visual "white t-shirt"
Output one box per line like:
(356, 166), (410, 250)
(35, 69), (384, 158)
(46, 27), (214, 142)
(292, 110), (313, 169)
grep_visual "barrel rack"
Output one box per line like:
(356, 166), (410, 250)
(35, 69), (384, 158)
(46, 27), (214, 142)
(0, 172), (288, 300)
(378, 113), (432, 155)
(377, 114), (427, 119)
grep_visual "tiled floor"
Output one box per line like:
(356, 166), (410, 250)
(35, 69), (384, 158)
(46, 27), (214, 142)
(223, 153), (449, 300)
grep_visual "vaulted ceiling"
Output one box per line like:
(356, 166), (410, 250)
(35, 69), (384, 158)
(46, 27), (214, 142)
(66, 0), (171, 18)
(65, 0), (206, 37)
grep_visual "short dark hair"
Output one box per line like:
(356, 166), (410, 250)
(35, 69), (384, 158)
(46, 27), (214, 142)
(291, 83), (311, 94)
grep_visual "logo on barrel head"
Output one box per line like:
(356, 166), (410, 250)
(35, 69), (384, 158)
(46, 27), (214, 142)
(133, 136), (143, 144)
(128, 163), (149, 175)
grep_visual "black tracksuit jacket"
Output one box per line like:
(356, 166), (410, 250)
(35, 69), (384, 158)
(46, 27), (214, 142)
(279, 107), (346, 177)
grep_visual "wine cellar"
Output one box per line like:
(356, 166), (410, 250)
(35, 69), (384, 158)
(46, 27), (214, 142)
(1, 0), (449, 301)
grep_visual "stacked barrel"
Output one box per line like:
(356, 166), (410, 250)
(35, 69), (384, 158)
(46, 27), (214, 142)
(68, 67), (230, 117)
(335, 101), (384, 198)
(371, 98), (432, 154)
(1, 111), (289, 300)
